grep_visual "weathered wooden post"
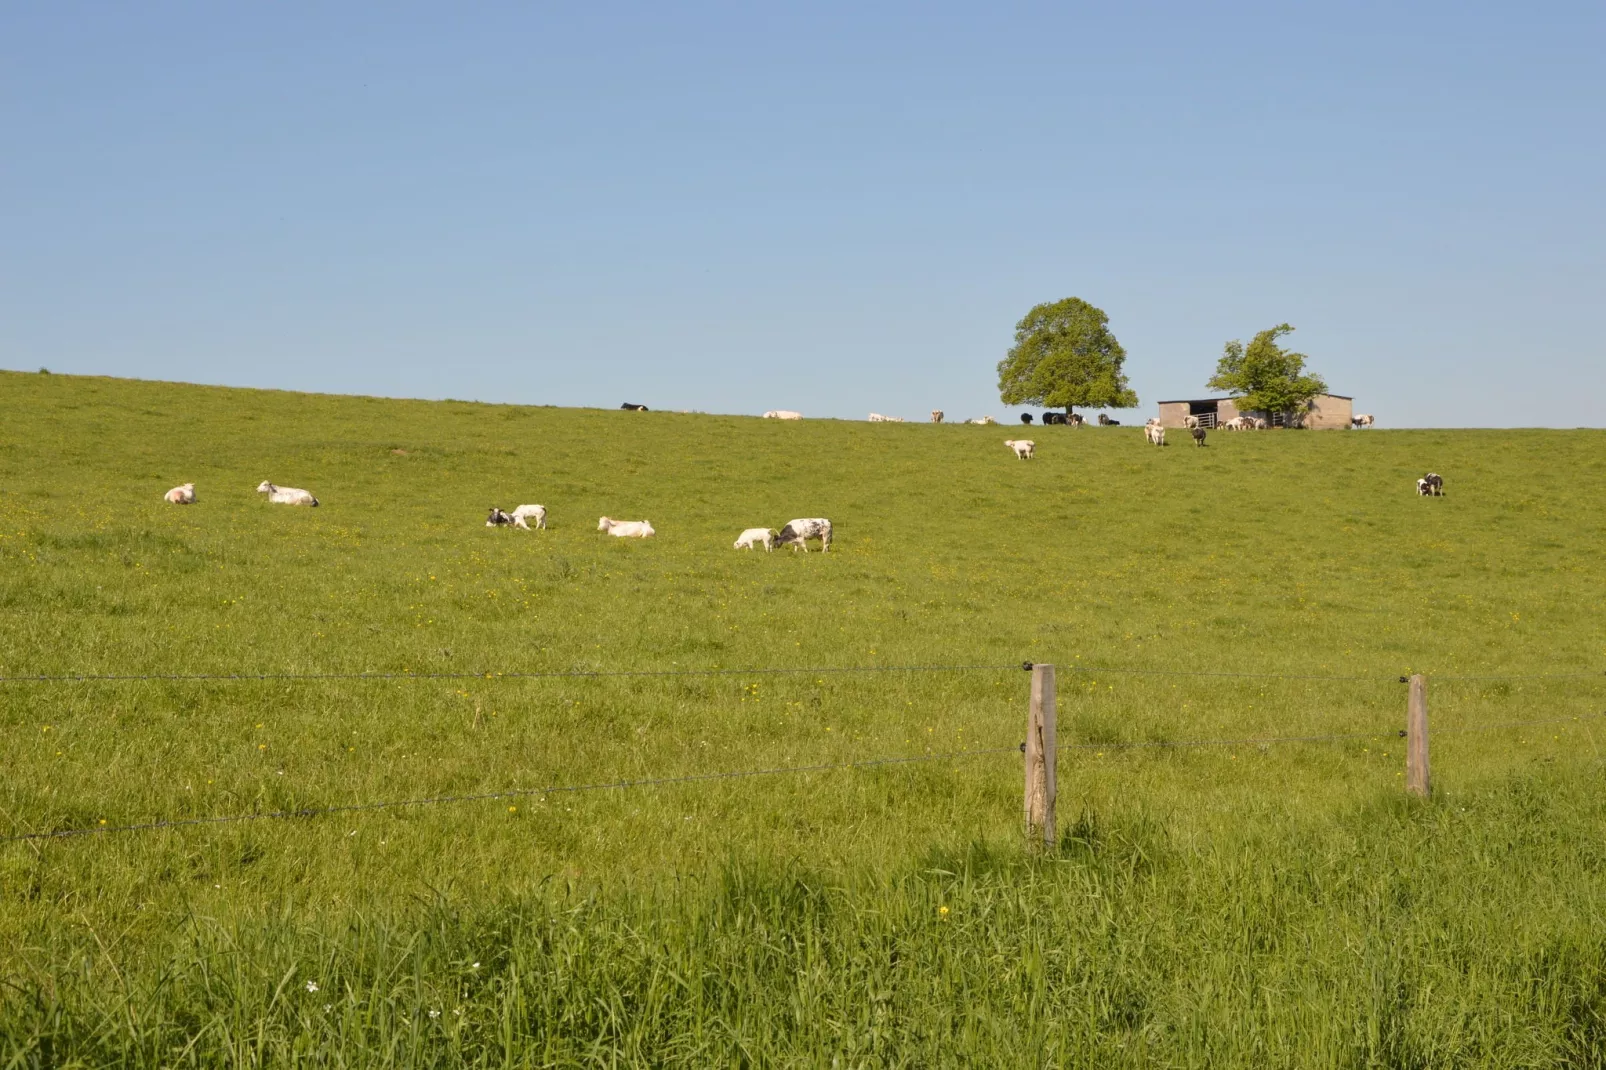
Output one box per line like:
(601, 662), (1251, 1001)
(1025, 663), (1057, 848)
(1406, 673), (1431, 797)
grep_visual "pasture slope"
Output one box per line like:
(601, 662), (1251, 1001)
(2, 369), (1606, 1066)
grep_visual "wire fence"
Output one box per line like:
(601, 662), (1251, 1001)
(7, 711), (1603, 846)
(2, 657), (1601, 845)
(1, 660), (1601, 685)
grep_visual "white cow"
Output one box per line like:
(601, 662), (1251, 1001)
(1251, 417), (1269, 430)
(598, 517), (654, 538)
(164, 483), (196, 504)
(1221, 417), (1250, 432)
(733, 527), (776, 551)
(776, 517), (832, 552)
(930, 410), (945, 424)
(256, 481), (318, 506)
(967, 416), (997, 425)
(1144, 421), (1166, 446)
(763, 410), (803, 420)
(1003, 439), (1035, 460)
(1353, 414), (1375, 428)
(511, 504), (547, 530)
(1182, 415), (1201, 429)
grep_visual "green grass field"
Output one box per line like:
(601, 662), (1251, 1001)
(3, 369), (1606, 1066)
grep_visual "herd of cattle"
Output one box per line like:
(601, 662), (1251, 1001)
(158, 409), (1434, 551)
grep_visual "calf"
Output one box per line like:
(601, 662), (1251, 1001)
(733, 527), (776, 551)
(931, 410), (944, 424)
(511, 504), (547, 530)
(1183, 415), (1201, 428)
(1144, 421), (1165, 446)
(1416, 473), (1444, 496)
(620, 402), (648, 411)
(1191, 427), (1207, 447)
(1353, 414), (1375, 428)
(776, 517), (832, 552)
(1020, 413), (1034, 424)
(1004, 438), (1035, 460)
(487, 507), (515, 526)
(763, 410), (804, 420)
(1041, 412), (1064, 425)
(164, 483), (196, 504)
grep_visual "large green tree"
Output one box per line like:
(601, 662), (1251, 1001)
(997, 297), (1137, 414)
(1207, 324), (1328, 423)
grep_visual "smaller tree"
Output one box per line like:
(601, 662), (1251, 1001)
(1207, 324), (1327, 423)
(997, 297), (1137, 415)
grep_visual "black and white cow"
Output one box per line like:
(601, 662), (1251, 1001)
(1416, 473), (1444, 496)
(776, 517), (832, 553)
(621, 402), (648, 411)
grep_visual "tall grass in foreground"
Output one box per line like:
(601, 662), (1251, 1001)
(3, 371), (1606, 1065)
(6, 770), (1606, 1066)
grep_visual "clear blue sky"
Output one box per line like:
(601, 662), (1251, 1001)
(3, 3), (1601, 426)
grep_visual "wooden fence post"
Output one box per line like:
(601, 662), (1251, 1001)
(1025, 663), (1057, 848)
(1407, 673), (1430, 797)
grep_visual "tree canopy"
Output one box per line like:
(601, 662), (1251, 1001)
(1207, 324), (1328, 421)
(997, 297), (1137, 412)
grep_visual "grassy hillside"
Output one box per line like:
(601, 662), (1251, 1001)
(2, 369), (1605, 1065)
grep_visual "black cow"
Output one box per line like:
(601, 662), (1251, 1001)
(1191, 427), (1207, 447)
(1020, 413), (1034, 425)
(1098, 413), (1121, 426)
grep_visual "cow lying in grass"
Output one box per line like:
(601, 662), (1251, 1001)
(164, 483), (196, 504)
(598, 517), (655, 538)
(257, 481), (318, 506)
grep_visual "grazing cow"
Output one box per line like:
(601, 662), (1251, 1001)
(1041, 412), (1063, 425)
(1020, 413), (1034, 425)
(1069, 413), (1085, 426)
(1144, 420), (1165, 447)
(763, 410), (804, 420)
(164, 483), (196, 504)
(931, 410), (944, 424)
(733, 527), (776, 551)
(1191, 427), (1208, 447)
(1251, 417), (1269, 430)
(776, 517), (832, 552)
(1416, 473), (1444, 497)
(487, 507), (515, 526)
(1221, 416), (1249, 431)
(511, 504), (547, 530)
(1004, 439), (1035, 460)
(256, 481), (318, 506)
(1353, 414), (1375, 428)
(1097, 414), (1121, 426)
(620, 403), (648, 411)
(598, 517), (655, 537)
(1183, 415), (1201, 429)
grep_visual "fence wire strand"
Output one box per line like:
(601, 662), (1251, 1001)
(2, 662), (1597, 685)
(0, 746), (1021, 844)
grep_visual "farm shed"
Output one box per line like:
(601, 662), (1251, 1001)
(1155, 393), (1353, 430)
